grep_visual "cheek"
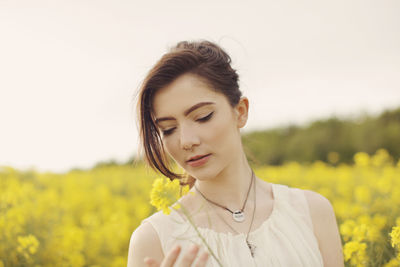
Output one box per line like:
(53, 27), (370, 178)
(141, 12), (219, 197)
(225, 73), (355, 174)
(162, 137), (185, 165)
(163, 138), (177, 157)
(206, 114), (238, 147)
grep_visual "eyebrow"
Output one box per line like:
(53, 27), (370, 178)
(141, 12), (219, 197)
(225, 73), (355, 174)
(155, 101), (215, 124)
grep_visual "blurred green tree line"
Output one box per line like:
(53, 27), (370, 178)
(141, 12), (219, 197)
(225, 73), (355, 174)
(242, 107), (400, 166)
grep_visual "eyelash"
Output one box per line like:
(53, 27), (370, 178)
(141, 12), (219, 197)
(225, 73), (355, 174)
(196, 111), (214, 122)
(161, 112), (214, 136)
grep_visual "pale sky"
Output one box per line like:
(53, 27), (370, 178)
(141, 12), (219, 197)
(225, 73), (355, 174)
(1, 0), (399, 173)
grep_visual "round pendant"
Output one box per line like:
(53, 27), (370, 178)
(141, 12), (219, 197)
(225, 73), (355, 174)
(232, 210), (245, 222)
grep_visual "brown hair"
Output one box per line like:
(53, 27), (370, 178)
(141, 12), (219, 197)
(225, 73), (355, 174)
(137, 40), (242, 186)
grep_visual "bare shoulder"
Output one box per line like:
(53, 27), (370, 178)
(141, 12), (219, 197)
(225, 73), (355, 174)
(127, 221), (164, 267)
(303, 189), (344, 267)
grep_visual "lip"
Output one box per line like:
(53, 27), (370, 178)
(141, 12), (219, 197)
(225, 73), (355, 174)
(186, 154), (212, 167)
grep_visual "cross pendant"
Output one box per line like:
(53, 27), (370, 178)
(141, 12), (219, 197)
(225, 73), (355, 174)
(246, 240), (256, 257)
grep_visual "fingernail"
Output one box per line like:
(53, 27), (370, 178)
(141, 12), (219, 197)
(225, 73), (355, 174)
(190, 244), (198, 253)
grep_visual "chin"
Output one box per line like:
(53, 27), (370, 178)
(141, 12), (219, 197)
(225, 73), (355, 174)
(186, 166), (222, 182)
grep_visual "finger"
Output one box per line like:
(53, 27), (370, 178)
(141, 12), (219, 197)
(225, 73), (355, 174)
(194, 251), (209, 267)
(144, 257), (160, 267)
(178, 244), (199, 267)
(160, 245), (181, 267)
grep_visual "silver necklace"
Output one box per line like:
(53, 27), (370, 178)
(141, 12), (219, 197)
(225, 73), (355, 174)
(203, 172), (257, 257)
(194, 170), (254, 223)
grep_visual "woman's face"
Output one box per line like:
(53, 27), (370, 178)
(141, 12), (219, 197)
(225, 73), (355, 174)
(152, 73), (248, 180)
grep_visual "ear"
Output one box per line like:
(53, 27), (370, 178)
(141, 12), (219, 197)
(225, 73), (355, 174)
(234, 97), (249, 128)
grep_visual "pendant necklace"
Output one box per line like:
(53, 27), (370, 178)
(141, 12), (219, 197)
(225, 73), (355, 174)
(194, 170), (254, 223)
(194, 170), (257, 257)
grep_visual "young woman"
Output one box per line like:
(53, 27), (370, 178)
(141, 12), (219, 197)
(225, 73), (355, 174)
(128, 40), (344, 267)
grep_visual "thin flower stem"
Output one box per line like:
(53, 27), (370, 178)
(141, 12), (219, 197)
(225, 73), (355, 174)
(179, 205), (224, 267)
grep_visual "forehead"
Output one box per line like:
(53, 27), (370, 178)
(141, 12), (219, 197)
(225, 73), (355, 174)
(152, 73), (227, 117)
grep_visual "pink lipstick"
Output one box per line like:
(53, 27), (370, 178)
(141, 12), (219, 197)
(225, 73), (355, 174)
(187, 154), (211, 167)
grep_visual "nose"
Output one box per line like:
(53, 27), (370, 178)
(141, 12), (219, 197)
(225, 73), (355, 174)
(180, 125), (200, 151)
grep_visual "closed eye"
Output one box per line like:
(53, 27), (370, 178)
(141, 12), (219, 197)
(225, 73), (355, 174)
(161, 112), (213, 136)
(162, 127), (176, 136)
(197, 112), (214, 122)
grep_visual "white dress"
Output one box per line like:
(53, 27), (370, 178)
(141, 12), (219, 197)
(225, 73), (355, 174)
(138, 183), (324, 266)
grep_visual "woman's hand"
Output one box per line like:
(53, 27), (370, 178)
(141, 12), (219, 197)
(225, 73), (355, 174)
(144, 244), (209, 267)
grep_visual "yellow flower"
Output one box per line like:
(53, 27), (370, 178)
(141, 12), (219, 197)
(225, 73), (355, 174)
(16, 234), (40, 260)
(343, 241), (368, 266)
(150, 177), (189, 215)
(353, 224), (368, 242)
(351, 215), (385, 242)
(354, 152), (370, 167)
(366, 226), (381, 242)
(372, 214), (387, 230)
(17, 234), (39, 254)
(149, 177), (223, 266)
(340, 219), (356, 242)
(371, 149), (393, 167)
(389, 226), (400, 249)
(355, 186), (371, 204)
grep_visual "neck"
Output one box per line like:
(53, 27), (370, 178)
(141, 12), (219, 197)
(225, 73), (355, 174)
(193, 151), (254, 210)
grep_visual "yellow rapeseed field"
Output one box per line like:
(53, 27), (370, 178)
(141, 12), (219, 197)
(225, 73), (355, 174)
(0, 149), (399, 266)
